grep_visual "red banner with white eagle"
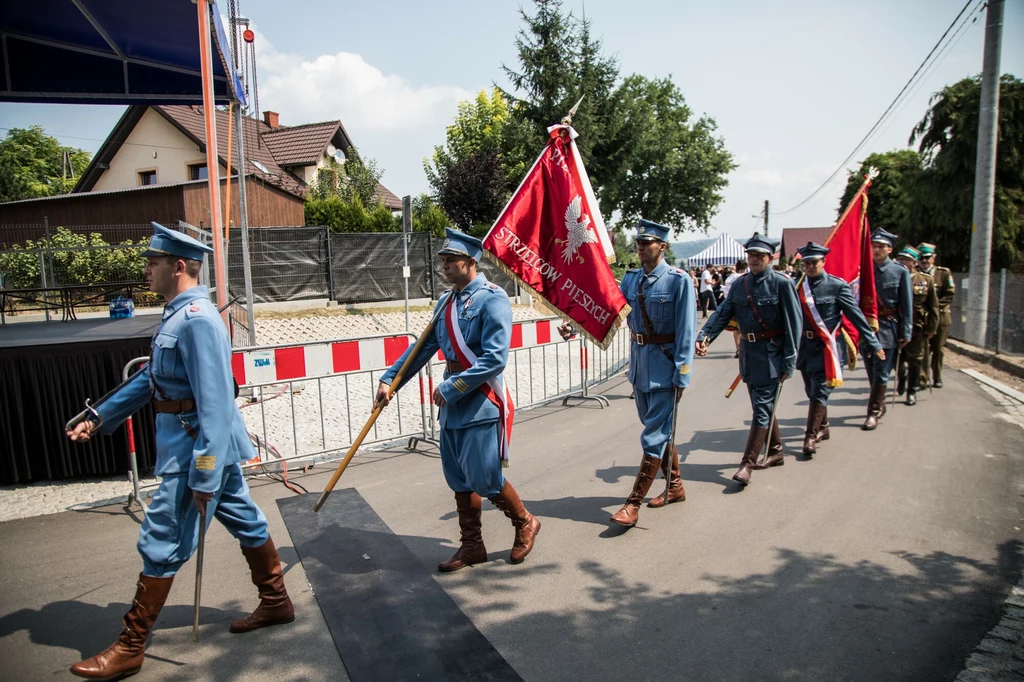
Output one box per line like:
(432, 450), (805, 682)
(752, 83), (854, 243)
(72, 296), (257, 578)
(482, 125), (629, 349)
(821, 177), (878, 364)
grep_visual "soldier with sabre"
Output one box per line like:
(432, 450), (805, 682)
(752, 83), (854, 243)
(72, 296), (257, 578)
(696, 233), (802, 486)
(560, 219), (696, 527)
(65, 223), (294, 680)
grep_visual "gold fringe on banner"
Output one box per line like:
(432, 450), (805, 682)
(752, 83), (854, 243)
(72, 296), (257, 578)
(482, 250), (630, 350)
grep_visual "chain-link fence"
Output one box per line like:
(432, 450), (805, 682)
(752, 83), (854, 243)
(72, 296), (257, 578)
(948, 270), (1024, 356)
(0, 223), (156, 319)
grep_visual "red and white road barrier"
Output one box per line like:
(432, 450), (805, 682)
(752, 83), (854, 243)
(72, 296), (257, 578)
(231, 334), (413, 387)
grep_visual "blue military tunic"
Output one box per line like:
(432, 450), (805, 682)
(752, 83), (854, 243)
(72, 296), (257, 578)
(382, 273), (512, 496)
(94, 286), (268, 577)
(697, 269), (803, 428)
(861, 258), (913, 386)
(620, 260), (697, 460)
(796, 272), (882, 405)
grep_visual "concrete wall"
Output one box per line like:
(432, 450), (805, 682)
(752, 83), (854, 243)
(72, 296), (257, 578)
(92, 108), (225, 191)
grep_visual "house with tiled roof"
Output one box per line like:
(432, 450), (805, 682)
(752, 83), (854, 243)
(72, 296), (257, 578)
(0, 106), (401, 229)
(74, 105), (401, 212)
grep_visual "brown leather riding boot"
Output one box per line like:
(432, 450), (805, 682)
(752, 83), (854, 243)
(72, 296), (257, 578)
(754, 421), (784, 469)
(489, 481), (540, 564)
(802, 403), (826, 455)
(610, 455), (661, 526)
(648, 446), (686, 508)
(230, 537), (296, 633)
(862, 384), (887, 430)
(70, 574), (173, 680)
(439, 492), (487, 572)
(816, 407), (830, 442)
(734, 426), (767, 486)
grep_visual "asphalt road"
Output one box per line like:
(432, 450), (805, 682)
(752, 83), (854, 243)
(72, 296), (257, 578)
(1, 341), (1022, 682)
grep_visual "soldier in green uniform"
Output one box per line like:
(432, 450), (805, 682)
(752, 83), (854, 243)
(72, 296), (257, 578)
(894, 246), (938, 406)
(917, 242), (955, 388)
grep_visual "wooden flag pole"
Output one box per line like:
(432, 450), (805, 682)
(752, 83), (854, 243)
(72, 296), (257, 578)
(313, 296), (451, 512)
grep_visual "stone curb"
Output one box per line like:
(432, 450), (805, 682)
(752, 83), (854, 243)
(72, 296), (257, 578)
(956, 580), (1024, 681)
(946, 338), (1024, 382)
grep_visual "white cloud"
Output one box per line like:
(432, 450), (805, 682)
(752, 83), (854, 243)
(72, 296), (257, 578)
(254, 36), (473, 134)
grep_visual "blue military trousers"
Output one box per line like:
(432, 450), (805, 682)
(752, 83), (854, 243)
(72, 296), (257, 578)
(634, 388), (676, 460)
(439, 419), (505, 497)
(800, 369), (834, 406)
(861, 343), (898, 386)
(138, 463), (269, 578)
(747, 382), (781, 429)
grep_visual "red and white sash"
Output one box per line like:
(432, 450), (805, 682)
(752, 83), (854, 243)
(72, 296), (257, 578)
(444, 294), (515, 465)
(799, 278), (844, 387)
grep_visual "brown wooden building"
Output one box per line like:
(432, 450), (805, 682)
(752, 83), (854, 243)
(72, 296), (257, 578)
(0, 105), (400, 238)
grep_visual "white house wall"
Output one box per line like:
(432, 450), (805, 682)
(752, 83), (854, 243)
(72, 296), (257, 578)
(92, 108), (226, 191)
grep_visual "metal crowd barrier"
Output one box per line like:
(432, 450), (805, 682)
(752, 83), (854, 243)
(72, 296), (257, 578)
(123, 318), (631, 513)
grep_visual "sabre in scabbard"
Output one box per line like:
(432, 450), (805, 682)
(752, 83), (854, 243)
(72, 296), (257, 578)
(192, 501), (207, 643)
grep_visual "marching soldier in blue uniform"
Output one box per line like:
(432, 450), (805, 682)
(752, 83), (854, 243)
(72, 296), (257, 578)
(695, 233), (802, 486)
(793, 242), (884, 456)
(65, 223), (294, 680)
(376, 228), (539, 571)
(560, 219), (696, 528)
(861, 228), (913, 430)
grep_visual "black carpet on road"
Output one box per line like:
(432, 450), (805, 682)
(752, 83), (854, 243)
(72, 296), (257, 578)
(278, 490), (522, 682)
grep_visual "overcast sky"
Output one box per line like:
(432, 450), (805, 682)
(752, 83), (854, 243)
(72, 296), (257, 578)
(2, 0), (1021, 242)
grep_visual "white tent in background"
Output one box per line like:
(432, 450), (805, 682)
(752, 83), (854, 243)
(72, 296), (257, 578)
(682, 233), (746, 268)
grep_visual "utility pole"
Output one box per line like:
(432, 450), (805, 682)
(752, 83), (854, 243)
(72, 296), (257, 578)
(763, 200), (770, 236)
(967, 0), (1004, 348)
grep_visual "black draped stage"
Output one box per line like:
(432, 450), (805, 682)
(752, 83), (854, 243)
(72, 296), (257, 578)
(0, 317), (160, 485)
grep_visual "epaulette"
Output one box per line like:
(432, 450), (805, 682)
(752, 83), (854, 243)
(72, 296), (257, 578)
(183, 301), (209, 319)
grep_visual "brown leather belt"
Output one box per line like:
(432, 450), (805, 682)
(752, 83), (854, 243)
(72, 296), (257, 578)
(741, 327), (784, 342)
(630, 331), (675, 346)
(153, 398), (195, 413)
(445, 359), (466, 374)
(878, 306), (898, 317)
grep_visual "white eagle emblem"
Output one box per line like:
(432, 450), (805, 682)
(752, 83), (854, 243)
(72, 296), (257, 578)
(556, 195), (598, 264)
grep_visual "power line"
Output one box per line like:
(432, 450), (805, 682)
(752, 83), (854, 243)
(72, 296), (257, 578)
(773, 0), (982, 217)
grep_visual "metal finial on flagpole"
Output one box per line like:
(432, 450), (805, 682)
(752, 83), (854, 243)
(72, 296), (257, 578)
(561, 96), (584, 126)
(866, 166), (880, 181)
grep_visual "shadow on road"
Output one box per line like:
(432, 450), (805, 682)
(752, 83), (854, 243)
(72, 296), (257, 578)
(451, 540), (1023, 682)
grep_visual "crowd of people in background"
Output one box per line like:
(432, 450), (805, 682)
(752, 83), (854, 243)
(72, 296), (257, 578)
(687, 259), (801, 319)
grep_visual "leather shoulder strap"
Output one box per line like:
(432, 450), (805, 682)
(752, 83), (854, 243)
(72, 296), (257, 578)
(743, 273), (770, 331)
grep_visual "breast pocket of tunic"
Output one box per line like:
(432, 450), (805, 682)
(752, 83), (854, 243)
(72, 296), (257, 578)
(813, 295), (837, 325)
(153, 332), (179, 376)
(458, 308), (481, 344)
(756, 295), (780, 325)
(648, 291), (676, 322)
(881, 280), (899, 305)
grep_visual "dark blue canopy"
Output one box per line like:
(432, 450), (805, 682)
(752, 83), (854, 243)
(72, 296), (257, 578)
(0, 0), (245, 105)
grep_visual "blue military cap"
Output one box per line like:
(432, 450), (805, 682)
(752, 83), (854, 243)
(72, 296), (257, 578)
(635, 219), (670, 243)
(896, 245), (920, 261)
(797, 241), (830, 261)
(142, 222), (213, 261)
(743, 232), (779, 255)
(870, 227), (898, 247)
(436, 226), (483, 261)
